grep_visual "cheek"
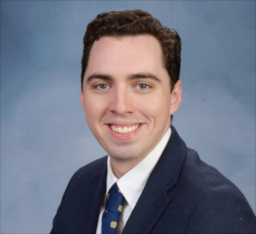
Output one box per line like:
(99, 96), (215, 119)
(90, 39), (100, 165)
(83, 96), (110, 126)
(134, 92), (170, 116)
(83, 99), (99, 118)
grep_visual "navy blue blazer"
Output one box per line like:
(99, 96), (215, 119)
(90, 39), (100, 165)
(50, 126), (255, 233)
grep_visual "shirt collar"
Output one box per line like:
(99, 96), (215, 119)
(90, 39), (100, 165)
(106, 128), (171, 210)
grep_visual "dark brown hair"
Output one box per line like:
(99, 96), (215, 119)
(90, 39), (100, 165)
(81, 9), (181, 91)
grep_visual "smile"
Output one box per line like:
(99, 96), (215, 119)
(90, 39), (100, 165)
(110, 124), (140, 134)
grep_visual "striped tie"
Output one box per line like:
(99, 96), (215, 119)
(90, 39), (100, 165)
(102, 183), (124, 234)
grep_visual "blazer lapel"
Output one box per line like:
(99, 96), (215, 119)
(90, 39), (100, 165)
(123, 126), (187, 233)
(123, 178), (171, 233)
(86, 165), (107, 234)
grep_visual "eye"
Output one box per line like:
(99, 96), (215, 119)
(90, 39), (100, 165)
(95, 83), (109, 89)
(137, 83), (149, 89)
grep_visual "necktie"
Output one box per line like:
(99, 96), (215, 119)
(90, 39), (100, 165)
(102, 183), (124, 234)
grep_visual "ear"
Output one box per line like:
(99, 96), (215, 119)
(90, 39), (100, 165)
(80, 91), (86, 112)
(169, 80), (182, 115)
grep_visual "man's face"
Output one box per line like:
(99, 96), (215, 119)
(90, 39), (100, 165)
(81, 35), (181, 166)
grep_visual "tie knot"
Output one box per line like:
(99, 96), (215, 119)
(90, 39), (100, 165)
(105, 183), (124, 214)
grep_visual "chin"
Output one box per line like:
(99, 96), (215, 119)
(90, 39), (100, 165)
(107, 148), (142, 162)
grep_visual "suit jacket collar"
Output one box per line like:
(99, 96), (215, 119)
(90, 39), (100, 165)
(123, 126), (187, 233)
(86, 161), (107, 233)
(150, 126), (187, 191)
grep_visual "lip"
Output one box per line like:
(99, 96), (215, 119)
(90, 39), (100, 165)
(106, 123), (143, 140)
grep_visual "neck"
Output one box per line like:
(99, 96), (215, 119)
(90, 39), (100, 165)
(109, 127), (171, 178)
(109, 156), (145, 179)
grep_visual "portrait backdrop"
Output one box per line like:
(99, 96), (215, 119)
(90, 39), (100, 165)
(1, 1), (255, 233)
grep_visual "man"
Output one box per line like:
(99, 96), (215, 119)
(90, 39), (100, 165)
(50, 9), (255, 234)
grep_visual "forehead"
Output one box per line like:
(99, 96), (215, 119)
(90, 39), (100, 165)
(85, 35), (166, 77)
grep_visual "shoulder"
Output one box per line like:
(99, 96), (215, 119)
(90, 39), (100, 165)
(179, 148), (243, 197)
(50, 156), (108, 232)
(68, 156), (108, 186)
(58, 156), (107, 198)
(54, 156), (107, 213)
(177, 149), (256, 232)
(185, 188), (256, 233)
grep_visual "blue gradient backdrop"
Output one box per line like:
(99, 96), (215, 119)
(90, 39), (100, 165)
(1, 1), (255, 233)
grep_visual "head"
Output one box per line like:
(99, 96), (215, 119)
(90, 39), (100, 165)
(80, 10), (182, 177)
(81, 9), (181, 92)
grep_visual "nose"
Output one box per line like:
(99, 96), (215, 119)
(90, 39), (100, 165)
(109, 86), (135, 115)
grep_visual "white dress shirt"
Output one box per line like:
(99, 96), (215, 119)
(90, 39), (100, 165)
(96, 128), (171, 234)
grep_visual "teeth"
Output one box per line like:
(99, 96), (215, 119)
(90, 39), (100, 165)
(110, 124), (139, 134)
(123, 127), (128, 133)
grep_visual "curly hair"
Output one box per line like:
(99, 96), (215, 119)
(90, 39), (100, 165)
(81, 9), (181, 91)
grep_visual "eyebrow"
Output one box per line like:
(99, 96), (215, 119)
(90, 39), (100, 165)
(85, 72), (161, 83)
(86, 74), (113, 83)
(128, 73), (161, 82)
